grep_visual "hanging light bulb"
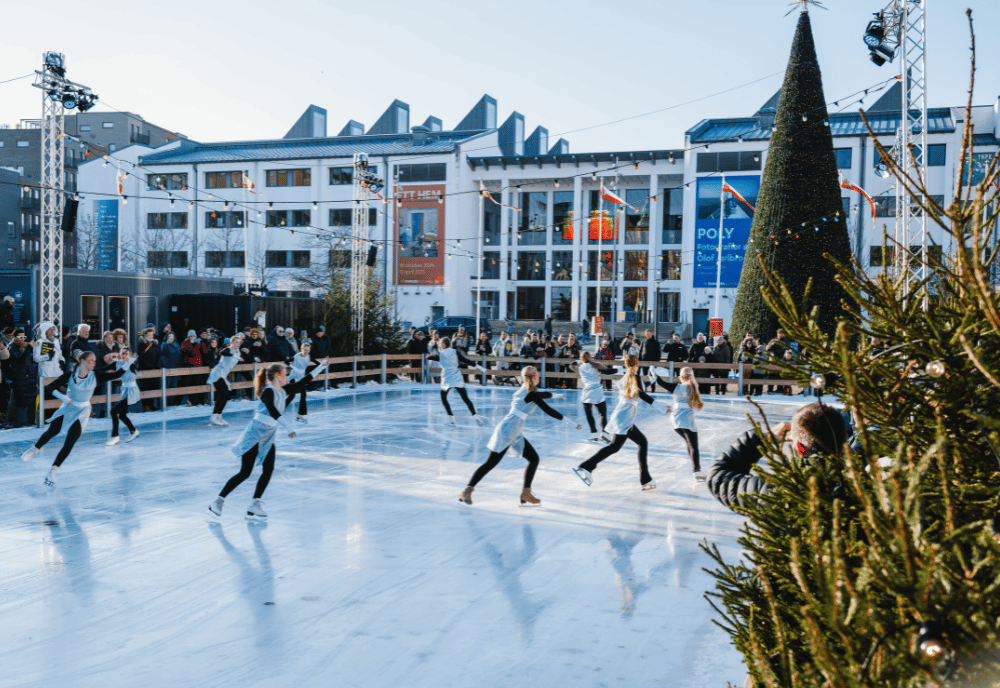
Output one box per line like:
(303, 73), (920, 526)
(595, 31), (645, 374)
(554, 180), (560, 188)
(917, 623), (946, 658)
(810, 372), (838, 390)
(188, 202), (194, 210)
(224, 202), (230, 211)
(208, 193), (213, 199)
(926, 360), (946, 377)
(802, 114), (808, 122)
(312, 201), (317, 209)
(122, 196), (128, 205)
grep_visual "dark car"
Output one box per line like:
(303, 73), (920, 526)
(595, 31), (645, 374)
(417, 316), (492, 339)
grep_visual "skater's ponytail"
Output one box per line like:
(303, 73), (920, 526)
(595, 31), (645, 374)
(580, 350), (602, 371)
(521, 365), (539, 392)
(255, 362), (286, 396)
(679, 367), (704, 411)
(621, 354), (640, 399)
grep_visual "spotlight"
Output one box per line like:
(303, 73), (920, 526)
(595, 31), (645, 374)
(917, 623), (945, 659)
(61, 93), (77, 110)
(810, 372), (839, 390)
(863, 15), (886, 48)
(869, 43), (895, 66)
(874, 159), (891, 179)
(47, 90), (60, 102)
(43, 52), (65, 76)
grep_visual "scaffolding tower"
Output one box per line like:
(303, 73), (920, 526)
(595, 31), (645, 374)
(350, 153), (383, 353)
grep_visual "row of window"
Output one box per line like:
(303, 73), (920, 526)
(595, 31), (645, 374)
(151, 166), (385, 191)
(148, 250), (313, 270)
(146, 208), (380, 230)
(479, 286), (679, 322)
(476, 249), (683, 282)
(697, 145), (950, 172)
(77, 123), (115, 132)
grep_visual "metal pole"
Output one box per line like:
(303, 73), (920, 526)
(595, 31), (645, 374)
(715, 174), (725, 319)
(37, 377), (44, 428)
(476, 180), (484, 341)
(161, 368), (167, 413)
(381, 354), (387, 385)
(596, 180), (604, 352)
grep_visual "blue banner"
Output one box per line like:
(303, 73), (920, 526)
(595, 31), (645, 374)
(693, 175), (760, 288)
(95, 199), (119, 271)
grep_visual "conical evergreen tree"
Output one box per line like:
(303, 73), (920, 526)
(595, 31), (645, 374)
(730, 10), (852, 347)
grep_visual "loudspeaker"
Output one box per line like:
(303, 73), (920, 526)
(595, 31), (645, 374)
(366, 245), (378, 267)
(61, 198), (79, 233)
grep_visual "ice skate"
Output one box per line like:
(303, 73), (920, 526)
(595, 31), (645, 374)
(208, 496), (224, 517)
(588, 432), (601, 442)
(126, 430), (141, 443)
(106, 436), (120, 446)
(519, 488), (541, 507)
(295, 415), (308, 424)
(458, 486), (474, 505)
(642, 481), (657, 491)
(693, 470), (706, 482)
(209, 414), (227, 427)
(473, 415), (484, 427)
(246, 499), (267, 519)
(573, 466), (593, 486)
(21, 445), (40, 461)
(447, 416), (457, 426)
(44, 466), (58, 487)
(600, 432), (613, 445)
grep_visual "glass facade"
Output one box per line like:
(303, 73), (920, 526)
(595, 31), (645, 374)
(551, 251), (573, 280)
(661, 250), (681, 280)
(483, 251), (500, 279)
(624, 250), (648, 280)
(551, 286), (572, 321)
(552, 191), (574, 245)
(586, 287), (613, 319)
(663, 188), (683, 244)
(623, 287), (647, 318)
(516, 286), (545, 320)
(484, 194), (501, 247)
(588, 250), (617, 281)
(516, 251), (546, 280)
(517, 192), (547, 245)
(624, 189), (648, 244)
(658, 292), (680, 322)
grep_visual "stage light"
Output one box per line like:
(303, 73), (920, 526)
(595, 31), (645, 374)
(869, 43), (895, 66)
(61, 93), (77, 110)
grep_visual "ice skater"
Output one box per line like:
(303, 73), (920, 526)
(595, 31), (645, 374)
(573, 355), (668, 491)
(21, 350), (126, 486)
(670, 367), (705, 481)
(207, 334), (245, 427)
(284, 340), (316, 424)
(426, 336), (486, 426)
(208, 357), (328, 519)
(459, 365), (582, 507)
(572, 351), (609, 442)
(107, 348), (141, 446)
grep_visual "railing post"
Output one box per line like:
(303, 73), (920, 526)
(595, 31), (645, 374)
(668, 360), (674, 382)
(481, 353), (487, 386)
(422, 354), (428, 385)
(254, 362), (260, 400)
(322, 360), (328, 392)
(209, 371), (215, 407)
(540, 356), (546, 387)
(381, 354), (387, 385)
(37, 377), (44, 428)
(106, 381), (112, 419)
(737, 363), (744, 397)
(161, 368), (167, 413)
(352, 356), (357, 388)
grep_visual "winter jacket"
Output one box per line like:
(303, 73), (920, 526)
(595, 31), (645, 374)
(765, 337), (787, 362)
(203, 345), (222, 371)
(561, 342), (581, 360)
(688, 340), (708, 362)
(136, 337), (162, 371)
(474, 339), (493, 357)
(66, 334), (96, 362)
(713, 341), (734, 365)
(267, 335), (293, 362)
(34, 338), (64, 379)
(494, 336), (514, 358)
(8, 342), (39, 406)
(96, 340), (119, 365)
(663, 340), (688, 362)
(247, 337), (267, 363)
(181, 339), (208, 367)
(0, 341), (9, 382)
(0, 302), (14, 329)
(639, 337), (662, 363)
(161, 341), (183, 370)
(311, 333), (331, 360)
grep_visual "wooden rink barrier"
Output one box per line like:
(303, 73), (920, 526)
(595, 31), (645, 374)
(34, 354), (805, 427)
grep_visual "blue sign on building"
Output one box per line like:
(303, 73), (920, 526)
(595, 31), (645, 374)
(693, 176), (760, 289)
(95, 199), (119, 271)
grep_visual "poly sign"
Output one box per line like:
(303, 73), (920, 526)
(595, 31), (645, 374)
(693, 176), (760, 288)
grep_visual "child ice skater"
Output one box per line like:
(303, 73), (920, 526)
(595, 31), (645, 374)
(426, 336), (486, 426)
(107, 347), (141, 446)
(572, 351), (609, 442)
(207, 334), (245, 427)
(671, 366), (705, 481)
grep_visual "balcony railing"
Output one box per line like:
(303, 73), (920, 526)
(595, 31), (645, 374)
(21, 197), (40, 211)
(130, 132), (150, 145)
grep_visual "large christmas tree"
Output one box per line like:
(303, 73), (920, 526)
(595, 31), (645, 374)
(706, 11), (1000, 687)
(729, 10), (853, 346)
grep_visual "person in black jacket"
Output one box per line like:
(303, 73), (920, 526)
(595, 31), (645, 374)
(136, 327), (162, 411)
(66, 324), (96, 363)
(311, 326), (331, 360)
(706, 401), (847, 510)
(7, 330), (38, 428)
(638, 329), (661, 392)
(687, 332), (708, 362)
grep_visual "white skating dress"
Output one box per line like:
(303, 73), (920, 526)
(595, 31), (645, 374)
(207, 349), (241, 388)
(578, 361), (605, 405)
(670, 383), (697, 432)
(486, 386), (564, 457)
(48, 364), (125, 432)
(435, 348), (469, 391)
(117, 358), (141, 405)
(605, 386), (657, 436)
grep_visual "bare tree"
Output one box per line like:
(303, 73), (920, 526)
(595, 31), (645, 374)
(73, 213), (103, 270)
(201, 220), (245, 278)
(295, 228), (352, 296)
(120, 224), (193, 275)
(246, 230), (277, 294)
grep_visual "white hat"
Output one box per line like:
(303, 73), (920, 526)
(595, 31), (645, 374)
(187, 330), (196, 337)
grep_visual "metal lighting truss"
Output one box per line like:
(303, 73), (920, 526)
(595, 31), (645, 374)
(350, 153), (383, 353)
(31, 52), (97, 327)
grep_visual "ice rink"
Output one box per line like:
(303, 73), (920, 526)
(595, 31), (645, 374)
(0, 383), (809, 688)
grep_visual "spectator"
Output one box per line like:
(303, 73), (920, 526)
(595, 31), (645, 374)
(160, 322), (173, 344)
(506, 318), (515, 338)
(204, 335), (222, 373)
(33, 322), (63, 420)
(405, 330), (427, 381)
(267, 326), (291, 362)
(713, 334), (734, 395)
(595, 338), (616, 390)
(60, 325), (72, 371)
(638, 329), (662, 392)
(284, 327), (298, 354)
(688, 332), (708, 362)
(474, 332), (493, 382)
(161, 332), (183, 405)
(246, 329), (266, 363)
(453, 326), (470, 354)
(67, 324), (96, 362)
(8, 329), (38, 427)
(518, 335), (535, 360)
(765, 330), (788, 394)
(561, 334), (581, 389)
(544, 314), (553, 338)
(707, 402), (848, 509)
(663, 333), (687, 363)
(581, 317), (590, 344)
(113, 328), (129, 351)
(181, 329), (209, 406)
(136, 327), (162, 412)
(0, 335), (8, 426)
(0, 295), (14, 330)
(97, 330), (118, 363)
(311, 326), (331, 361)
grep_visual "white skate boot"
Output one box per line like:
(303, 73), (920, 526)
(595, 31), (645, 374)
(473, 415), (484, 427)
(246, 499), (267, 519)
(447, 416), (456, 426)
(44, 466), (58, 487)
(106, 436), (120, 446)
(295, 415), (308, 424)
(573, 466), (593, 486)
(208, 496), (224, 517)
(209, 414), (227, 427)
(21, 445), (40, 461)
(126, 430), (141, 443)
(694, 470), (706, 482)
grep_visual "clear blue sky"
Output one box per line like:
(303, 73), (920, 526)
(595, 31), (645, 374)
(2, 0), (997, 153)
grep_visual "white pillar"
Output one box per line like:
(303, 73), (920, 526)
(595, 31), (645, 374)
(499, 175), (510, 318)
(572, 174), (583, 321)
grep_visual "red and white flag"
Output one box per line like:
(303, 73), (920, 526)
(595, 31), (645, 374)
(242, 173), (261, 195)
(840, 174), (876, 223)
(722, 181), (755, 213)
(480, 179), (521, 211)
(116, 163), (125, 206)
(599, 183), (635, 211)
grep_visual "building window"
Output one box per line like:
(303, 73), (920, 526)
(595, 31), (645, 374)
(588, 250), (617, 281)
(624, 189), (648, 244)
(551, 251), (573, 280)
(586, 287), (613, 319)
(963, 152), (996, 186)
(102, 122), (114, 128)
(147, 173), (188, 191)
(874, 194), (944, 217)
(266, 169), (311, 187)
(834, 148), (853, 169)
(658, 292), (680, 322)
(663, 188), (683, 244)
(329, 167), (352, 185)
(517, 192), (547, 245)
(516, 251), (546, 280)
(870, 246), (894, 267)
(696, 151), (762, 173)
(108, 144), (116, 152)
(473, 290), (500, 320)
(395, 163), (446, 183)
(552, 191), (574, 245)
(516, 286), (546, 320)
(266, 251), (287, 267)
(7, 248), (13, 264)
(587, 190), (621, 245)
(482, 251), (500, 279)
(551, 286), (572, 321)
(484, 193), (501, 246)
(267, 210), (287, 227)
(6, 222), (13, 238)
(205, 171), (243, 189)
(290, 209), (311, 227)
(17, 141), (29, 148)
(79, 125), (91, 132)
(292, 250), (311, 267)
(205, 251), (246, 268)
(147, 251), (188, 269)
(927, 144), (946, 167)
(624, 250), (648, 280)
(206, 211), (245, 228)
(623, 287), (647, 317)
(147, 212), (188, 229)
(662, 250), (682, 280)
(329, 208), (376, 225)
(265, 251), (310, 267)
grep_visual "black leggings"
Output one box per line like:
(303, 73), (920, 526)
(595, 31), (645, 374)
(675, 428), (701, 472)
(220, 443), (276, 499)
(578, 425), (652, 486)
(285, 387), (308, 416)
(468, 439), (539, 489)
(441, 387), (476, 417)
(212, 379), (230, 415)
(583, 401), (608, 434)
(35, 415), (83, 468)
(111, 397), (136, 437)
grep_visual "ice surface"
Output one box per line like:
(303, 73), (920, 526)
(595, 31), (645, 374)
(0, 384), (813, 688)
